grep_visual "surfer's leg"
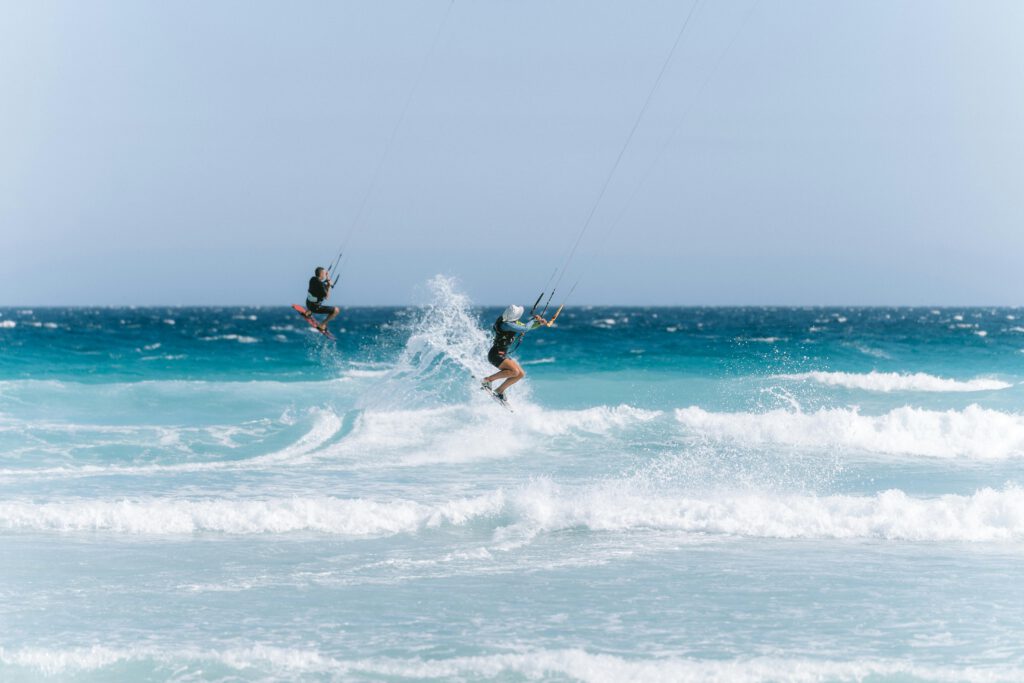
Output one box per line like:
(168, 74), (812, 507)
(484, 348), (510, 383)
(485, 368), (514, 383)
(494, 359), (525, 395)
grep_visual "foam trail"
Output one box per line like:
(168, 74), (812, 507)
(0, 403), (660, 478)
(4, 484), (1024, 542)
(1, 645), (1022, 682)
(776, 370), (1011, 392)
(676, 405), (1024, 459)
(0, 408), (342, 479)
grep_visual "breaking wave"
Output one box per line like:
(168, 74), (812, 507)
(1, 645), (1023, 682)
(776, 370), (1011, 392)
(4, 482), (1024, 542)
(0, 493), (501, 536)
(676, 405), (1024, 459)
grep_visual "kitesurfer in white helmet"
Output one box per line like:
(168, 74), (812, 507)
(480, 304), (549, 403)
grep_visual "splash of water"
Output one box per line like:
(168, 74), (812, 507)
(357, 275), (501, 410)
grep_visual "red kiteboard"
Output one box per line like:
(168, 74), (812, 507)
(292, 304), (335, 340)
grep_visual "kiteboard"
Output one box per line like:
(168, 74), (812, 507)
(292, 304), (335, 340)
(479, 382), (514, 413)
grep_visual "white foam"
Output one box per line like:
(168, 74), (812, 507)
(355, 275), (494, 411)
(0, 492), (502, 536)
(845, 342), (891, 359)
(675, 405), (1024, 459)
(525, 404), (661, 435)
(5, 482), (1024, 542)
(777, 371), (1011, 392)
(0, 320), (15, 328)
(2, 645), (1022, 682)
(500, 480), (1024, 543)
(200, 334), (259, 343)
(0, 408), (342, 479)
(521, 356), (556, 365)
(341, 368), (390, 378)
(334, 404), (661, 468)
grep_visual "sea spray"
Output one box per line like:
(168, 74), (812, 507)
(353, 275), (498, 411)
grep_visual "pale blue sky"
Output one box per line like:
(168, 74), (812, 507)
(2, 0), (1022, 306)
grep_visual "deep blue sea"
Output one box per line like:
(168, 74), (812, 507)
(2, 276), (1024, 682)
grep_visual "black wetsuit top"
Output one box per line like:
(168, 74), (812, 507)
(492, 316), (518, 353)
(487, 315), (538, 368)
(307, 277), (329, 304)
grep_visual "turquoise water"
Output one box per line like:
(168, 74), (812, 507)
(2, 276), (1024, 682)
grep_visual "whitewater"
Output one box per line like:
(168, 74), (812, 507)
(2, 278), (1024, 682)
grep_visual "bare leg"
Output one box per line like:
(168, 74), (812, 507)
(493, 359), (525, 395)
(484, 368), (516, 384)
(319, 306), (340, 330)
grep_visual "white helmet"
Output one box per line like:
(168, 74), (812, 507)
(502, 304), (524, 322)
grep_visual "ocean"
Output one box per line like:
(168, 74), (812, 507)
(2, 275), (1023, 682)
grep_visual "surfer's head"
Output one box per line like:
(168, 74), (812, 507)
(315, 267), (327, 279)
(502, 305), (524, 323)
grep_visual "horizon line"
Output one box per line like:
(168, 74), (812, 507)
(2, 303), (1022, 310)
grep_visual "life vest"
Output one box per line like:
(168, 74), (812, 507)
(492, 315), (518, 352)
(307, 277), (328, 305)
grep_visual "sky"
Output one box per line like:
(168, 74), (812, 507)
(2, 0), (1023, 306)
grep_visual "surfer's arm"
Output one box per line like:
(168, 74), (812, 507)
(500, 320), (544, 334)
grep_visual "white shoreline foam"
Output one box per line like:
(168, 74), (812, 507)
(1, 645), (1021, 682)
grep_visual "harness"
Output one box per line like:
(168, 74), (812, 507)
(307, 278), (328, 305)
(492, 316), (517, 352)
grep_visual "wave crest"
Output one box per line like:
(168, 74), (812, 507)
(2, 645), (1024, 682)
(776, 371), (1011, 392)
(5, 484), (1024, 542)
(676, 405), (1024, 459)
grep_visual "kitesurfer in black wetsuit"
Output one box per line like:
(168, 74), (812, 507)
(304, 267), (340, 332)
(481, 304), (549, 403)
